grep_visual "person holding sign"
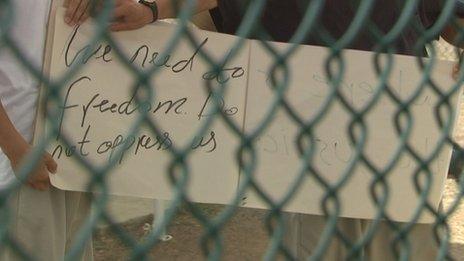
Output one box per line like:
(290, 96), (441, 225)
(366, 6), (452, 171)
(64, 0), (464, 260)
(0, 1), (93, 260)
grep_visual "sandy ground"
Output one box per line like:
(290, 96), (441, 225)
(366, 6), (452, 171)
(99, 196), (154, 226)
(95, 203), (270, 260)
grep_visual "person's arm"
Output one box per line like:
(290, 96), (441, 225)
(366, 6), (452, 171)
(64, 0), (218, 30)
(0, 101), (57, 191)
(155, 0), (218, 20)
(110, 0), (217, 31)
(419, 0), (464, 46)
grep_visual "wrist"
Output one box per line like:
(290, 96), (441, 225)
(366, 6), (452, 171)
(139, 4), (155, 25)
(138, 0), (159, 24)
(1, 133), (28, 162)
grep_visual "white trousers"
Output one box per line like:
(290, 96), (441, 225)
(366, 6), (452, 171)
(0, 185), (93, 261)
(284, 213), (438, 260)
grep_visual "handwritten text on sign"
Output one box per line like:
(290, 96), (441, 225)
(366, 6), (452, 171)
(47, 8), (249, 204)
(42, 8), (459, 222)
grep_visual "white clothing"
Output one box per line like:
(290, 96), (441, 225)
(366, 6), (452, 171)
(284, 213), (438, 260)
(0, 0), (51, 189)
(0, 186), (93, 261)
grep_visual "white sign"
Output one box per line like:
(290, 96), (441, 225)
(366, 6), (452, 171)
(37, 7), (460, 223)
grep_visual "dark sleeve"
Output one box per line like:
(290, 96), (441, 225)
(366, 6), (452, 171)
(214, 0), (244, 35)
(213, 0), (302, 42)
(209, 8), (224, 32)
(419, 0), (464, 28)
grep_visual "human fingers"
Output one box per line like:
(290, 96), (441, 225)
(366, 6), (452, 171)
(79, 12), (91, 24)
(453, 63), (460, 81)
(114, 0), (127, 7)
(110, 22), (139, 32)
(79, 0), (104, 23)
(112, 6), (126, 21)
(77, 0), (92, 24)
(74, 0), (91, 25)
(111, 2), (153, 31)
(65, 0), (85, 25)
(29, 180), (50, 191)
(44, 153), (58, 174)
(27, 168), (51, 191)
(27, 181), (42, 190)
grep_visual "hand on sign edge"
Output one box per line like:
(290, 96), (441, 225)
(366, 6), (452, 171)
(110, 0), (154, 31)
(7, 141), (58, 191)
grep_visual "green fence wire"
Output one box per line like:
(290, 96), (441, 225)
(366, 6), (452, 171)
(2, 0), (464, 260)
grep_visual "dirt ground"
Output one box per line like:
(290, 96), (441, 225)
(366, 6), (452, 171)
(93, 179), (464, 260)
(94, 204), (270, 260)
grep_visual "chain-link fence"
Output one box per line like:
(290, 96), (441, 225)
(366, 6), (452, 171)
(2, 0), (464, 260)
